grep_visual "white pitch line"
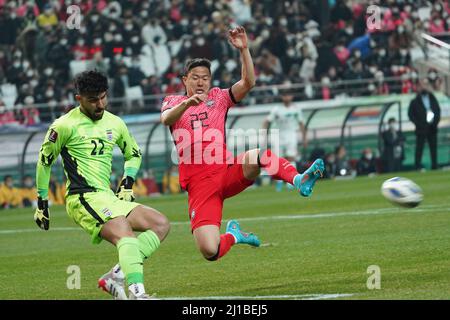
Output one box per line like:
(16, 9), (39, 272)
(0, 204), (446, 235)
(159, 293), (355, 300)
(0, 227), (80, 234)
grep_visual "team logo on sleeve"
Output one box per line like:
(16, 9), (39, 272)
(106, 129), (113, 141)
(48, 129), (58, 143)
(101, 207), (112, 217)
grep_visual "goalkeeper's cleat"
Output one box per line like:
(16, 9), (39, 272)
(98, 271), (127, 300)
(226, 220), (260, 247)
(294, 158), (325, 197)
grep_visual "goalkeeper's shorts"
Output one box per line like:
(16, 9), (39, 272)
(66, 190), (140, 244)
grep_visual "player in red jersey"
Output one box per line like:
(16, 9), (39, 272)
(160, 26), (324, 261)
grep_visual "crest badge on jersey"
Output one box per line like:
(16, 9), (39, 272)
(101, 207), (112, 217)
(48, 129), (58, 143)
(106, 129), (113, 141)
(206, 100), (214, 107)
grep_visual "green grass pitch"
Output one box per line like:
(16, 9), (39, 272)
(1, 170), (449, 300)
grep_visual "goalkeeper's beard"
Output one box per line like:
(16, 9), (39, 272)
(92, 105), (107, 120)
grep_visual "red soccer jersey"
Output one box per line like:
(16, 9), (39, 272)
(161, 87), (237, 189)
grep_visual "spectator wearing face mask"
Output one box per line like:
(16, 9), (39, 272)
(323, 152), (337, 179)
(334, 144), (353, 177)
(429, 15), (445, 33)
(366, 46), (390, 75)
(427, 68), (443, 91)
(0, 100), (17, 125)
(6, 54), (24, 87)
(382, 117), (405, 173)
(356, 148), (377, 176)
(19, 175), (37, 207)
(127, 33), (143, 57)
(87, 51), (108, 75)
(71, 37), (90, 61)
(0, 175), (22, 209)
(388, 24), (412, 51)
(393, 47), (412, 68)
(47, 37), (73, 82)
(88, 37), (103, 59)
(20, 96), (40, 126)
(401, 69), (418, 94)
(128, 56), (146, 87)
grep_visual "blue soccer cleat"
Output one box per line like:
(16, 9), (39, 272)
(293, 158), (325, 197)
(276, 180), (284, 192)
(226, 220), (260, 247)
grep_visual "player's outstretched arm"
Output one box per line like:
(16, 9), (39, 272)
(229, 26), (256, 103)
(35, 123), (69, 230)
(160, 94), (207, 126)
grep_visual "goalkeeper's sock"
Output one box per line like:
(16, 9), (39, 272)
(207, 233), (235, 261)
(116, 237), (144, 286)
(258, 149), (298, 184)
(128, 283), (146, 297)
(137, 230), (161, 260)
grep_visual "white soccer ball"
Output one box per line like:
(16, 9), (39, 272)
(381, 177), (423, 208)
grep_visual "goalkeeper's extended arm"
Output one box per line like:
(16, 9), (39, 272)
(35, 122), (68, 230)
(35, 153), (52, 230)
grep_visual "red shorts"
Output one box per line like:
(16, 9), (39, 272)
(186, 161), (254, 231)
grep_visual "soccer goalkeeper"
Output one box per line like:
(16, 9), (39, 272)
(34, 70), (170, 300)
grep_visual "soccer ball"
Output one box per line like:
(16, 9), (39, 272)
(381, 177), (423, 208)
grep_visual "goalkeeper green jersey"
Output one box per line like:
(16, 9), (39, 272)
(36, 107), (142, 199)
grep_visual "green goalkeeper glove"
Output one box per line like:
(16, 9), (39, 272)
(116, 176), (135, 202)
(34, 197), (50, 230)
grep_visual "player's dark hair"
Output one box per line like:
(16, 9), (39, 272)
(74, 69), (109, 95)
(183, 58), (211, 76)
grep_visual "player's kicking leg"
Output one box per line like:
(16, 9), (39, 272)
(253, 149), (324, 197)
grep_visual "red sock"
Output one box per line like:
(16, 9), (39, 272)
(217, 233), (236, 260)
(258, 149), (299, 184)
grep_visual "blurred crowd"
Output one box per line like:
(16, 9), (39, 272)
(1, 0), (449, 125)
(0, 165), (181, 209)
(1, 0), (448, 208)
(0, 174), (59, 209)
